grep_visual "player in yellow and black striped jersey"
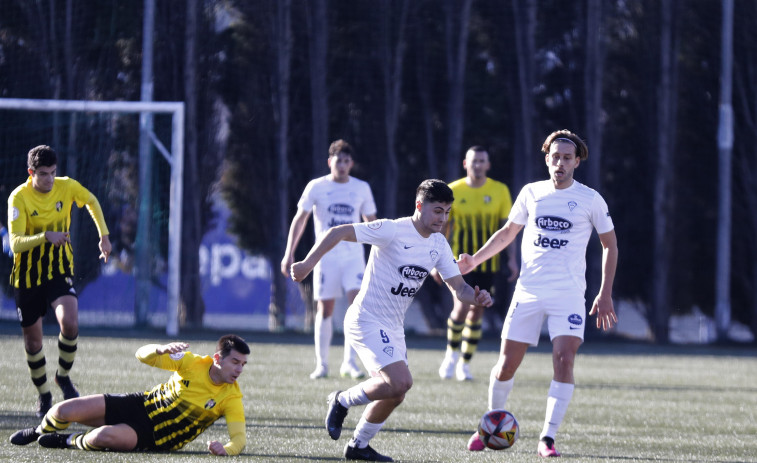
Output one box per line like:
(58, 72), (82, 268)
(10, 334), (250, 456)
(438, 146), (519, 382)
(7, 145), (111, 418)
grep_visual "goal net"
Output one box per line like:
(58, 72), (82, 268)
(0, 98), (184, 335)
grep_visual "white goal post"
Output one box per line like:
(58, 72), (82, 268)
(0, 98), (184, 336)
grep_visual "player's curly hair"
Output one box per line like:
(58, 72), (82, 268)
(216, 334), (250, 358)
(27, 145), (57, 170)
(541, 129), (588, 161)
(416, 179), (454, 204)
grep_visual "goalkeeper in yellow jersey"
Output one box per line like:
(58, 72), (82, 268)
(7, 145), (111, 417)
(10, 334), (250, 456)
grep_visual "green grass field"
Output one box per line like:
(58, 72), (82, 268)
(0, 327), (755, 462)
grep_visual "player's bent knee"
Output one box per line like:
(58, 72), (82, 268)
(91, 426), (138, 451)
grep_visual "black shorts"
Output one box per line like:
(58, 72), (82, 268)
(463, 270), (496, 298)
(104, 393), (156, 451)
(14, 274), (77, 327)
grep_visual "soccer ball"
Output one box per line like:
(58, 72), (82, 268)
(477, 409), (519, 450)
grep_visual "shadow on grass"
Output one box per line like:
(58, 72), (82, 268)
(578, 453), (751, 463)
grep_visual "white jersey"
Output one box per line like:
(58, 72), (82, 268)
(510, 179), (614, 297)
(352, 217), (460, 330)
(298, 175), (377, 257)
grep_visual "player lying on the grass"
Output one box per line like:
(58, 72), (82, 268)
(291, 179), (493, 462)
(10, 334), (250, 456)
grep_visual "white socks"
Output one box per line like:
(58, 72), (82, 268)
(338, 385), (371, 408)
(314, 313), (332, 367)
(488, 369), (515, 410)
(350, 416), (384, 449)
(540, 380), (574, 440)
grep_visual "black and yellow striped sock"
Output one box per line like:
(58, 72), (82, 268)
(26, 348), (51, 395)
(446, 317), (464, 351)
(57, 333), (78, 377)
(72, 430), (104, 451)
(40, 410), (70, 434)
(461, 320), (483, 362)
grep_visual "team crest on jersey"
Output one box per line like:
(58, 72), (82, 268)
(484, 195), (491, 204)
(205, 399), (217, 409)
(429, 249), (439, 262)
(367, 220), (382, 230)
(170, 351), (186, 360)
(56, 201), (63, 212)
(11, 207), (19, 221)
(383, 346), (394, 357)
(568, 201), (577, 211)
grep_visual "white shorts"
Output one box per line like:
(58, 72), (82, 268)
(502, 291), (586, 346)
(313, 251), (365, 301)
(343, 306), (407, 376)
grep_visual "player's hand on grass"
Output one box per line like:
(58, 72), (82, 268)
(99, 235), (111, 263)
(156, 342), (189, 355)
(207, 440), (227, 456)
(45, 231), (70, 246)
(457, 253), (477, 275)
(589, 294), (617, 331)
(473, 285), (492, 307)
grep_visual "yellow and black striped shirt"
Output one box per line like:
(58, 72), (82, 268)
(448, 177), (512, 273)
(136, 345), (246, 455)
(7, 176), (109, 289)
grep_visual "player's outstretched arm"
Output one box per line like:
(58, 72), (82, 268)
(291, 224), (357, 282)
(445, 275), (492, 307)
(470, 220), (523, 271)
(99, 234), (111, 262)
(155, 342), (190, 355)
(589, 229), (618, 331)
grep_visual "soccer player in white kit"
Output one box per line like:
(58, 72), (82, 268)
(458, 130), (618, 458)
(281, 140), (377, 380)
(291, 179), (493, 462)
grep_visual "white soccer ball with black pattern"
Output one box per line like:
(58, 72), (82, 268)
(477, 409), (519, 450)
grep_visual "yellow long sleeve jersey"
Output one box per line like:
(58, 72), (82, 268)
(135, 345), (246, 455)
(7, 176), (109, 289)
